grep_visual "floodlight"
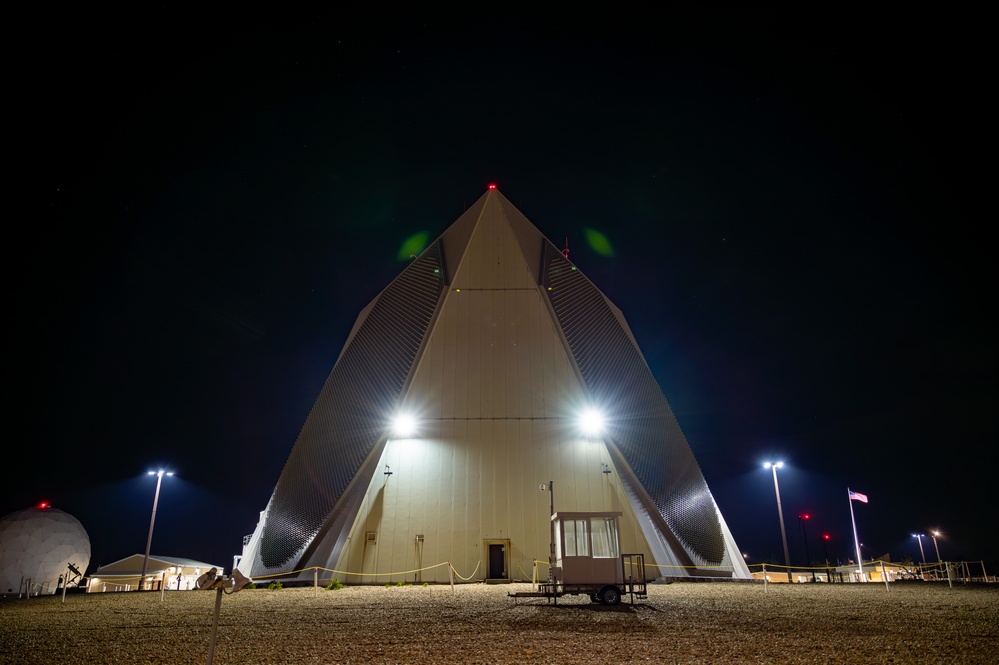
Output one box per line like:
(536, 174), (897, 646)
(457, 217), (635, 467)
(392, 413), (416, 437)
(578, 408), (605, 436)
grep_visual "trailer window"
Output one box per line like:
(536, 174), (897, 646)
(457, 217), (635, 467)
(592, 518), (619, 558)
(563, 519), (590, 556)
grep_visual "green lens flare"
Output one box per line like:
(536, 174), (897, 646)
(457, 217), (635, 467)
(397, 232), (430, 260)
(584, 228), (615, 257)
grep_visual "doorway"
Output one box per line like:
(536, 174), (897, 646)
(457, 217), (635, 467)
(484, 539), (510, 581)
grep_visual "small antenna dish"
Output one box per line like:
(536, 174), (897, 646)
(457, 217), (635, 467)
(196, 568), (221, 590)
(539, 483), (546, 492)
(228, 569), (253, 594)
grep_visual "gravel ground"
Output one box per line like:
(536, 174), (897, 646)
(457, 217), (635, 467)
(2, 581), (997, 664)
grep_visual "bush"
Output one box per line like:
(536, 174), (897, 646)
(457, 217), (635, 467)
(267, 582), (283, 591)
(325, 578), (343, 591)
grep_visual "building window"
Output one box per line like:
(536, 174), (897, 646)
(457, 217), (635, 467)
(592, 518), (619, 558)
(564, 519), (590, 557)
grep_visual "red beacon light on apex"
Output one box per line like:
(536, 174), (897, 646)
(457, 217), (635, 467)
(38, 502), (50, 509)
(488, 183), (497, 190)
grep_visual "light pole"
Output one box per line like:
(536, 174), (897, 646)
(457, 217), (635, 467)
(764, 462), (791, 582)
(798, 513), (814, 582)
(930, 530), (943, 564)
(912, 534), (926, 564)
(139, 469), (173, 591)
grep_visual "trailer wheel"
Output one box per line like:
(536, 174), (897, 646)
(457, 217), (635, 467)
(598, 585), (621, 606)
(590, 593), (599, 603)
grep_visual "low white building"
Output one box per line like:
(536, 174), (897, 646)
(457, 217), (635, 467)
(87, 554), (224, 592)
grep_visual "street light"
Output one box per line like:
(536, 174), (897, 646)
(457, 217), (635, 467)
(912, 534), (927, 564)
(763, 462), (791, 582)
(930, 530), (943, 563)
(139, 469), (173, 591)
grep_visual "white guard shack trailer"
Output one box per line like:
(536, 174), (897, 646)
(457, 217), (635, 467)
(511, 511), (647, 606)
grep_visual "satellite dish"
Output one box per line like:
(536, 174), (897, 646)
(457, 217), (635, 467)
(228, 569), (253, 594)
(539, 484), (546, 492)
(196, 568), (220, 590)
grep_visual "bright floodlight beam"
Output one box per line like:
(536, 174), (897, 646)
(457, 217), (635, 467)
(392, 413), (416, 437)
(578, 408), (605, 436)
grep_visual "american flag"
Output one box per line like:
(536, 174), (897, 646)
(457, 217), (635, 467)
(849, 490), (868, 503)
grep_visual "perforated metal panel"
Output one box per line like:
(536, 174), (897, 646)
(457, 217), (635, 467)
(258, 244), (446, 568)
(542, 243), (726, 565)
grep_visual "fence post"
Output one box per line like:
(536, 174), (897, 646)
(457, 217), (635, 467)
(880, 561), (889, 592)
(763, 564), (768, 592)
(449, 562), (455, 593)
(314, 567), (319, 597)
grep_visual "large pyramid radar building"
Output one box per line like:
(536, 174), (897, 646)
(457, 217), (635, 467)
(239, 188), (749, 582)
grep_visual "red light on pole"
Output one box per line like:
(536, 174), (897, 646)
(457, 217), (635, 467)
(38, 502), (50, 509)
(488, 183), (497, 190)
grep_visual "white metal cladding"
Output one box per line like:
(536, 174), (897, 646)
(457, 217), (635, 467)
(257, 243), (447, 568)
(541, 242), (727, 565)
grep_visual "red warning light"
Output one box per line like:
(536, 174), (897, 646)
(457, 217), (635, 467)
(38, 502), (50, 509)
(488, 183), (497, 190)
(823, 534), (831, 541)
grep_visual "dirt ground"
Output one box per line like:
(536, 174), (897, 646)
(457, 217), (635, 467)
(1, 581), (996, 664)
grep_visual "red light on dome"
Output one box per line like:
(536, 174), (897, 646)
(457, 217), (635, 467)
(38, 502), (50, 509)
(488, 183), (497, 190)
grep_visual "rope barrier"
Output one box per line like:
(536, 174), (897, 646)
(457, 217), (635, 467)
(449, 561), (480, 581)
(251, 562), (452, 581)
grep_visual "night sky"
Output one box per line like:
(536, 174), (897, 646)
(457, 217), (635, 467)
(9, 14), (994, 577)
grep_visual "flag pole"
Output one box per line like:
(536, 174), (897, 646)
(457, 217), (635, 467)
(848, 488), (864, 582)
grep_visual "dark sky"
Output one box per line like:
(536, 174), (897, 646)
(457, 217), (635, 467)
(9, 14), (995, 576)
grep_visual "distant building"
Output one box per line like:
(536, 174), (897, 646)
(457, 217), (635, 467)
(87, 555), (224, 592)
(238, 187), (749, 584)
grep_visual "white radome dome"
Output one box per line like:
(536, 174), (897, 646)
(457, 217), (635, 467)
(0, 506), (91, 595)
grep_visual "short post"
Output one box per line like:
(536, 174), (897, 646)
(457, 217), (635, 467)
(946, 562), (953, 589)
(880, 561), (889, 592)
(206, 587), (224, 665)
(161, 572), (166, 602)
(449, 562), (455, 593)
(763, 564), (768, 592)
(314, 567), (319, 598)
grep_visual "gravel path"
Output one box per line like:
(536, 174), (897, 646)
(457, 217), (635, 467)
(2, 581), (996, 664)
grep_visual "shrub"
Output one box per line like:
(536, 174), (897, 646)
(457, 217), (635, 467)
(325, 578), (343, 591)
(267, 582), (283, 591)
